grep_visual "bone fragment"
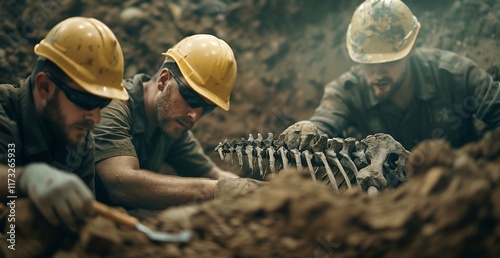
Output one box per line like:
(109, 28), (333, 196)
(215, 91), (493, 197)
(298, 133), (316, 152)
(302, 150), (316, 182)
(245, 134), (255, 171)
(263, 133), (276, 174)
(229, 139), (237, 165)
(255, 133), (265, 176)
(236, 137), (245, 169)
(216, 141), (225, 161)
(317, 152), (339, 194)
(273, 133), (289, 170)
(367, 186), (379, 196)
(326, 139), (352, 189)
(337, 138), (358, 189)
(286, 130), (301, 171)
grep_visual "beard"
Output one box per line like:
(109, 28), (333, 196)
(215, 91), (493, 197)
(371, 64), (408, 102)
(155, 89), (194, 139)
(40, 91), (94, 148)
(157, 116), (193, 139)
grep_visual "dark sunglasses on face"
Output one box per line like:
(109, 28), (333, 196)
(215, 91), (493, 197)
(169, 70), (216, 116)
(45, 72), (112, 111)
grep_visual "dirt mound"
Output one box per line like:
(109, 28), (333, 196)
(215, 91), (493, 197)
(2, 129), (498, 258)
(116, 128), (500, 258)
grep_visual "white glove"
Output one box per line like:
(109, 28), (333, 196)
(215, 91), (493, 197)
(18, 163), (94, 227)
(214, 177), (266, 198)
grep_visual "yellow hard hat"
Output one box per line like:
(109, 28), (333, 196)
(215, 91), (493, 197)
(34, 17), (128, 100)
(162, 34), (237, 111)
(346, 0), (421, 64)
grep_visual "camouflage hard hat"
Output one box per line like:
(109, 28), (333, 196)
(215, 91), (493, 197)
(346, 0), (421, 64)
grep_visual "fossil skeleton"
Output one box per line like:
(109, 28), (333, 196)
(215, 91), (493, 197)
(215, 132), (410, 195)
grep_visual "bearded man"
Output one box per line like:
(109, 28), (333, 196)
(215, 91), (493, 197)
(0, 17), (128, 227)
(281, 0), (500, 150)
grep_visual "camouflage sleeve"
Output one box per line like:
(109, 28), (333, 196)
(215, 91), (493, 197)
(93, 99), (137, 162)
(165, 131), (215, 178)
(309, 73), (355, 137)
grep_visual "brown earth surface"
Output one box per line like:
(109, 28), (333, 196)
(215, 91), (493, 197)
(1, 128), (500, 258)
(1, 0), (500, 257)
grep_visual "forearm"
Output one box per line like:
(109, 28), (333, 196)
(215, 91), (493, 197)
(203, 167), (239, 179)
(100, 168), (217, 209)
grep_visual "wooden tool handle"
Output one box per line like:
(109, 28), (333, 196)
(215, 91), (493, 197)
(92, 201), (139, 227)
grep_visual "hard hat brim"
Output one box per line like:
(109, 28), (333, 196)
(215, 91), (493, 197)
(347, 22), (421, 64)
(34, 43), (129, 101)
(162, 50), (232, 111)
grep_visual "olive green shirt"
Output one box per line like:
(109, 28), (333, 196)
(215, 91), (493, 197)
(310, 48), (500, 150)
(0, 77), (96, 191)
(93, 74), (215, 176)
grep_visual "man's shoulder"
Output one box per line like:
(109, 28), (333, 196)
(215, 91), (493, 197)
(124, 73), (151, 100)
(0, 84), (21, 150)
(0, 82), (20, 105)
(0, 83), (21, 127)
(415, 48), (475, 75)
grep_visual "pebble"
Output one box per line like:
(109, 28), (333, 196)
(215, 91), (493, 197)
(120, 7), (146, 29)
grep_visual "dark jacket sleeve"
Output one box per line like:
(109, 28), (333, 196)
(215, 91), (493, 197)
(309, 71), (359, 137)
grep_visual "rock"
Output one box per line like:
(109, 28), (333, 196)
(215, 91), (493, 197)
(79, 216), (121, 256)
(120, 7), (146, 31)
(0, 199), (66, 258)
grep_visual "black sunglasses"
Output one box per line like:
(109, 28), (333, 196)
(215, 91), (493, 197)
(169, 70), (216, 116)
(45, 72), (112, 111)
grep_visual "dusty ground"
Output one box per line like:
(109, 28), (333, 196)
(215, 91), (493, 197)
(1, 0), (500, 257)
(1, 128), (499, 258)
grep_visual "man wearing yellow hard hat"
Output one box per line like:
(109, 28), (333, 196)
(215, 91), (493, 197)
(281, 0), (499, 150)
(0, 17), (128, 226)
(93, 34), (263, 209)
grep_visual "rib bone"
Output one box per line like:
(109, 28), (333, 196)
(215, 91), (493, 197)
(299, 133), (318, 180)
(263, 133), (276, 175)
(286, 130), (302, 171)
(229, 139), (236, 165)
(255, 133), (265, 176)
(326, 139), (351, 189)
(273, 134), (289, 170)
(245, 134), (255, 171)
(236, 137), (245, 169)
(215, 141), (225, 161)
